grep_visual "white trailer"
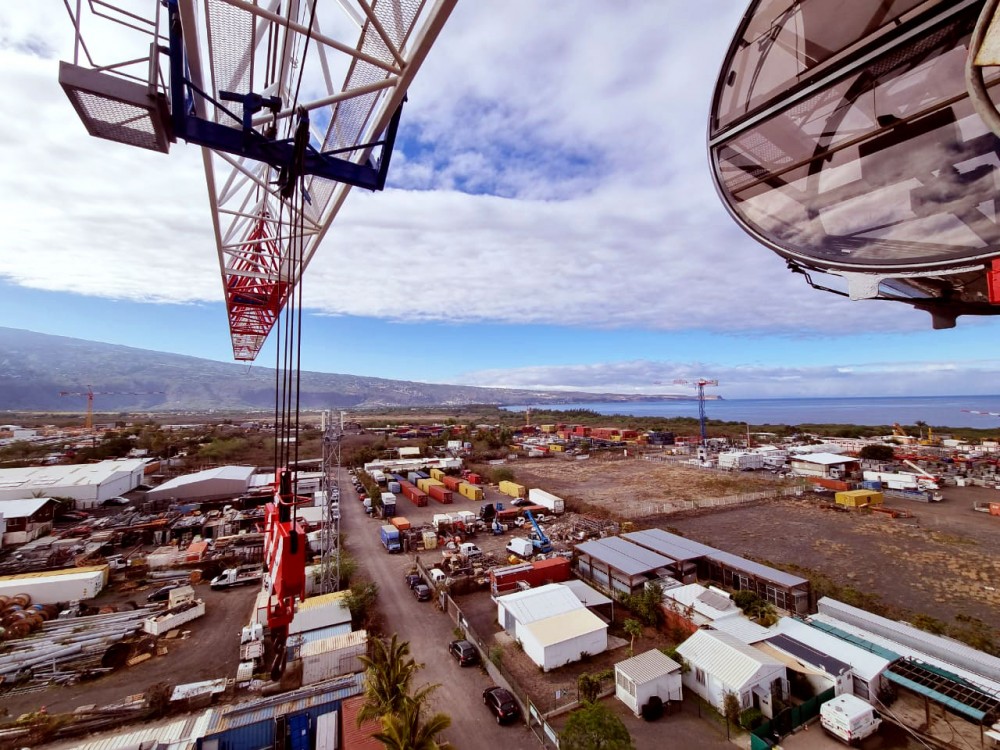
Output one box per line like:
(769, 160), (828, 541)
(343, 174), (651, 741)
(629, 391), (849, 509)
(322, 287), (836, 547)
(0, 565), (108, 603)
(862, 470), (937, 491)
(142, 586), (206, 635)
(528, 488), (566, 514)
(718, 452), (765, 471)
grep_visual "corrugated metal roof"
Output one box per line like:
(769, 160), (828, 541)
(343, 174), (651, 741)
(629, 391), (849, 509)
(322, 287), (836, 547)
(205, 673), (364, 734)
(0, 459), (147, 492)
(559, 579), (612, 607)
(709, 617), (772, 644)
(818, 597), (1000, 684)
(340, 694), (382, 750)
(808, 613), (1000, 697)
(790, 452), (854, 465)
(707, 550), (808, 588)
(663, 583), (739, 622)
(676, 629), (784, 691)
(623, 528), (716, 561)
(72, 709), (216, 750)
(0, 497), (54, 518)
(525, 608), (607, 647)
(300, 629), (367, 657)
(498, 583), (582, 624)
(616, 648), (681, 685)
(290, 593), (352, 634)
(576, 537), (671, 576)
(149, 465), (255, 493)
(775, 617), (889, 681)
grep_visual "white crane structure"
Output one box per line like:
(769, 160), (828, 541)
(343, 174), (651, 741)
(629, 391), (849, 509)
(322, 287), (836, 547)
(60, 0), (456, 361)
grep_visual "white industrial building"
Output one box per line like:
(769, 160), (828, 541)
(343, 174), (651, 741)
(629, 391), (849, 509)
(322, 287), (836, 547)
(495, 583), (608, 671)
(788, 452), (858, 480)
(0, 459), (150, 508)
(146, 465), (256, 503)
(676, 629), (788, 719)
(615, 649), (683, 716)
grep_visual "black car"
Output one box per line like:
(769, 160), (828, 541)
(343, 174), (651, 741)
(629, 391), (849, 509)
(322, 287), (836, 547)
(449, 639), (479, 666)
(483, 686), (520, 724)
(412, 583), (432, 602)
(404, 572), (422, 589)
(146, 583), (183, 602)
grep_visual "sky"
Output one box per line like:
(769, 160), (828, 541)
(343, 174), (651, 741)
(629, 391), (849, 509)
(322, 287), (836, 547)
(3, 2), (1000, 400)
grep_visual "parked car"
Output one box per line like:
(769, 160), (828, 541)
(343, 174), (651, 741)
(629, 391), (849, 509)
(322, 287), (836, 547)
(404, 572), (422, 589)
(57, 510), (90, 522)
(511, 498), (531, 507)
(147, 583), (183, 602)
(412, 583), (432, 602)
(483, 686), (520, 725)
(449, 639), (479, 667)
(102, 496), (131, 506)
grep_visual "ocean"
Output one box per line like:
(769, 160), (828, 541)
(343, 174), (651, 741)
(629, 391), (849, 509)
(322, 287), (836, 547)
(503, 395), (1000, 429)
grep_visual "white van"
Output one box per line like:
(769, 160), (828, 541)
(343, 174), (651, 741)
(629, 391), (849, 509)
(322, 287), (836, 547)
(820, 694), (881, 745)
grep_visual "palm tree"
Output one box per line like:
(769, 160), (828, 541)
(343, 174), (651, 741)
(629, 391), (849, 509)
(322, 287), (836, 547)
(372, 692), (452, 750)
(357, 634), (423, 725)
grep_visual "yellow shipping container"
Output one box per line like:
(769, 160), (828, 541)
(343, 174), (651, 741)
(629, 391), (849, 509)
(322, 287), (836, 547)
(835, 489), (884, 508)
(417, 477), (445, 492)
(429, 468), (445, 480)
(540, 424), (556, 433)
(498, 480), (527, 498)
(459, 483), (484, 501)
(550, 443), (564, 452)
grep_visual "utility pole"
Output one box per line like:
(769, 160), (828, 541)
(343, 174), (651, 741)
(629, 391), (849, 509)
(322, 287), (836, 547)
(673, 378), (719, 443)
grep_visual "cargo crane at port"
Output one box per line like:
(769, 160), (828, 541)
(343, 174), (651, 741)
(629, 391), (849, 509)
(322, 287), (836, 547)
(709, 1), (1000, 329)
(58, 387), (165, 430)
(58, 0), (455, 678)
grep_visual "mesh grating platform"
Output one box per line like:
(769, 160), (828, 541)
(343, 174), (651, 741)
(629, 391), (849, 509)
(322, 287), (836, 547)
(59, 62), (171, 153)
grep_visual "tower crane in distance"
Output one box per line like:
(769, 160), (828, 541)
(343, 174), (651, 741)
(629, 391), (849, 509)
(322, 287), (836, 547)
(58, 387), (165, 430)
(673, 378), (719, 444)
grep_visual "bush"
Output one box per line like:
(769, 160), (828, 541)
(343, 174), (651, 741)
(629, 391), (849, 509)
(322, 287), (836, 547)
(739, 707), (764, 730)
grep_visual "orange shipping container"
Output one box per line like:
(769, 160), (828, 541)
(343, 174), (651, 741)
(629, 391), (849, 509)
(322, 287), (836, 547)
(391, 517), (411, 531)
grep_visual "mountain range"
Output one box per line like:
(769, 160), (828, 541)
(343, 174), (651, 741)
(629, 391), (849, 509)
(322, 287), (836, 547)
(0, 327), (685, 412)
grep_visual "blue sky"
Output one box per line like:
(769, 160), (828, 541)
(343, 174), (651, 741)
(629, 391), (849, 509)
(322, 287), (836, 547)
(4, 3), (1000, 400)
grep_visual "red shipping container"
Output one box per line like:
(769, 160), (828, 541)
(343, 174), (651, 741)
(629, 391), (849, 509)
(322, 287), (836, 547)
(428, 485), (454, 504)
(466, 473), (482, 485)
(442, 475), (464, 491)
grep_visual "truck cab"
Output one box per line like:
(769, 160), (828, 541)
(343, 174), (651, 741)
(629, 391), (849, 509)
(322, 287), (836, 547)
(459, 542), (483, 560)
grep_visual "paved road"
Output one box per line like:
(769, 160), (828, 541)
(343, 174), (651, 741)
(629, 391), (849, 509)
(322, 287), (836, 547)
(340, 469), (539, 750)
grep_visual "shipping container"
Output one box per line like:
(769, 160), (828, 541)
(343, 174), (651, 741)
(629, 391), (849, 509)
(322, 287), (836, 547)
(528, 488), (566, 514)
(442, 475), (464, 492)
(0, 565), (108, 604)
(458, 483), (484, 502)
(498, 480), (527, 499)
(429, 468), (445, 480)
(422, 531), (438, 549)
(835, 489), (884, 508)
(387, 481), (401, 494)
(391, 516), (411, 531)
(300, 630), (368, 685)
(428, 486), (454, 504)
(466, 473), (482, 485)
(401, 484), (428, 506)
(417, 477), (445, 493)
(407, 472), (421, 484)
(490, 556), (571, 594)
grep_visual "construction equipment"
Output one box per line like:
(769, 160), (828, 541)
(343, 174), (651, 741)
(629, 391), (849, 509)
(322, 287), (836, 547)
(523, 509), (552, 554)
(58, 387), (165, 430)
(673, 378), (719, 444)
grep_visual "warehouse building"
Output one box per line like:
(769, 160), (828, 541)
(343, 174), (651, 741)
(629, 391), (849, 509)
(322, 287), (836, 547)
(574, 536), (673, 596)
(624, 527), (812, 615)
(146, 465), (257, 504)
(788, 452), (858, 480)
(0, 459), (150, 508)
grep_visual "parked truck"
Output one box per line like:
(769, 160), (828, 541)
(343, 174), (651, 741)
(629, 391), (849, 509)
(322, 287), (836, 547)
(381, 492), (397, 518)
(380, 524), (402, 553)
(210, 564), (264, 590)
(819, 694), (881, 745)
(527, 488), (565, 515)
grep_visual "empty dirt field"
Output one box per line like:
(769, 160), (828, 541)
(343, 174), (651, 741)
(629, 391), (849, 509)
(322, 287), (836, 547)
(511, 456), (1000, 646)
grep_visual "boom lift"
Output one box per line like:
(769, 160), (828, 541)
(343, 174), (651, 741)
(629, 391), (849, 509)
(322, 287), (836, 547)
(524, 509), (552, 554)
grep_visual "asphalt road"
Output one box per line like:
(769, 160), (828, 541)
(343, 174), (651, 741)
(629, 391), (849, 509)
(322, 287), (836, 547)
(340, 469), (539, 750)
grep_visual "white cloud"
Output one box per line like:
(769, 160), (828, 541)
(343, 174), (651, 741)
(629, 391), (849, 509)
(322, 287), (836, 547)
(458, 358), (1000, 399)
(0, 2), (954, 342)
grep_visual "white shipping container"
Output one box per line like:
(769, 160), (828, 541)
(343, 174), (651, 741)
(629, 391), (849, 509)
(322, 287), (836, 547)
(0, 566), (108, 603)
(300, 630), (368, 685)
(528, 488), (565, 514)
(718, 452), (765, 470)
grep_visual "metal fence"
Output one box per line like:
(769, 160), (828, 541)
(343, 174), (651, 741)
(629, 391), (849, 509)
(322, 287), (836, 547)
(750, 687), (835, 750)
(618, 486), (805, 519)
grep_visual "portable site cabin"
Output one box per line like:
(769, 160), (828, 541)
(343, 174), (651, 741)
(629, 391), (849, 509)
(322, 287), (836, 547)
(615, 649), (683, 717)
(835, 489), (884, 508)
